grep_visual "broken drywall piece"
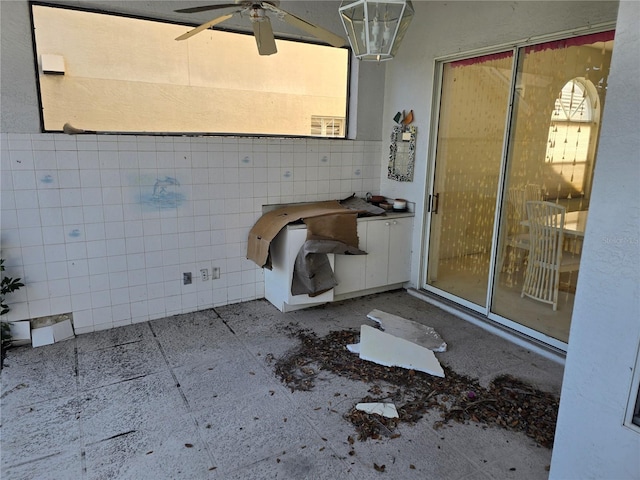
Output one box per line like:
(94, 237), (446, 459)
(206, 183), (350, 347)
(346, 343), (360, 354)
(52, 319), (75, 342)
(359, 325), (445, 378)
(31, 326), (55, 348)
(7, 321), (31, 347)
(356, 402), (399, 418)
(367, 309), (447, 352)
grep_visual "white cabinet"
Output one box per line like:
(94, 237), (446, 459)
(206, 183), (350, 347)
(360, 215), (413, 291)
(363, 219), (390, 289)
(264, 214), (413, 312)
(328, 214), (414, 298)
(264, 226), (334, 312)
(387, 216), (414, 285)
(333, 221), (368, 295)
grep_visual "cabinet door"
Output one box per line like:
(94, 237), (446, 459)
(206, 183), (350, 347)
(334, 221), (367, 295)
(388, 217), (413, 285)
(285, 228), (334, 306)
(364, 219), (392, 289)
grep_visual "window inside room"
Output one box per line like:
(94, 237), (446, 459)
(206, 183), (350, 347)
(544, 78), (597, 200)
(310, 116), (345, 137)
(30, 3), (350, 137)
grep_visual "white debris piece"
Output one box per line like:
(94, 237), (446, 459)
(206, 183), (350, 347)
(367, 309), (447, 352)
(359, 325), (445, 378)
(346, 343), (360, 354)
(355, 402), (399, 418)
(52, 319), (75, 342)
(31, 326), (55, 348)
(7, 321), (31, 347)
(30, 319), (75, 347)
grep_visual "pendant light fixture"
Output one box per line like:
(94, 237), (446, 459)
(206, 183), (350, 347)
(339, 0), (414, 61)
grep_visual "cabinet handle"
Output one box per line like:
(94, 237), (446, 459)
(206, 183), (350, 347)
(392, 220), (398, 225)
(385, 222), (390, 226)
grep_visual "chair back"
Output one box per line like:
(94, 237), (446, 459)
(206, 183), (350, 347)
(521, 201), (566, 306)
(524, 184), (542, 204)
(506, 184), (542, 226)
(506, 187), (525, 232)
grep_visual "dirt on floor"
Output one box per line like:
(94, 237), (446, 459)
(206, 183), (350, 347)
(271, 327), (559, 449)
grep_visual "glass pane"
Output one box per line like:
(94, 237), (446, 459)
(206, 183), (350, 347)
(492, 32), (614, 342)
(426, 52), (514, 307)
(32, 5), (348, 136)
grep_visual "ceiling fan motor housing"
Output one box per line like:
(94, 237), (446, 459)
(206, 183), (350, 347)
(249, 6), (267, 22)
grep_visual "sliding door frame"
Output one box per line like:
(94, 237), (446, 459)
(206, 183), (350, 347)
(421, 46), (518, 315)
(420, 22), (616, 351)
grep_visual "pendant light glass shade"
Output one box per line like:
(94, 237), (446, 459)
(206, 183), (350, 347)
(339, 0), (414, 61)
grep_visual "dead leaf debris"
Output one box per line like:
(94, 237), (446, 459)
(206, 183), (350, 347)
(272, 328), (559, 448)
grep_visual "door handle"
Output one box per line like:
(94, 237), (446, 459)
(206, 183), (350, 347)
(430, 193), (439, 214)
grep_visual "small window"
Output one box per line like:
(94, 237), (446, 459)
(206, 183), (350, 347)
(31, 3), (349, 137)
(311, 116), (345, 137)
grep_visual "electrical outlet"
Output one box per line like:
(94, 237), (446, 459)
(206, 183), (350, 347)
(200, 268), (209, 281)
(183, 272), (192, 285)
(212, 267), (220, 279)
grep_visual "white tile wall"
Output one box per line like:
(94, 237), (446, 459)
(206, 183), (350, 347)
(0, 133), (382, 333)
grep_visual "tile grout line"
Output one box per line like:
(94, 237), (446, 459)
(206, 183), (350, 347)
(146, 320), (219, 472)
(74, 339), (88, 479)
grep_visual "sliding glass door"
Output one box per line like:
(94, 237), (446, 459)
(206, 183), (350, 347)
(424, 31), (614, 344)
(426, 52), (514, 309)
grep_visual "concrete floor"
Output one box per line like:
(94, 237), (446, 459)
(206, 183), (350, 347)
(1, 290), (564, 479)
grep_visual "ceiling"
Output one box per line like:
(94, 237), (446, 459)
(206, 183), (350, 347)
(85, 1), (346, 44)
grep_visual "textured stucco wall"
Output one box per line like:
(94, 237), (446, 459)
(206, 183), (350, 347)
(550, 1), (640, 477)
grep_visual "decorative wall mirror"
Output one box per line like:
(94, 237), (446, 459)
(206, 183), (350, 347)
(388, 125), (417, 182)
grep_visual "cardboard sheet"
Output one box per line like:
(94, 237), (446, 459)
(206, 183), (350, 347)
(246, 200), (352, 268)
(304, 212), (360, 248)
(291, 239), (366, 296)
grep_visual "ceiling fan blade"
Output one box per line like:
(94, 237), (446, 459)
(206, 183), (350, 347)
(175, 12), (236, 41)
(174, 3), (238, 14)
(262, 4), (347, 48)
(253, 16), (277, 55)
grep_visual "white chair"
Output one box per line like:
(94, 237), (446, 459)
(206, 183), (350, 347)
(501, 185), (542, 273)
(521, 201), (581, 310)
(524, 184), (542, 205)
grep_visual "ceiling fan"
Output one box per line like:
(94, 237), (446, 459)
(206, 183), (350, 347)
(174, 1), (347, 56)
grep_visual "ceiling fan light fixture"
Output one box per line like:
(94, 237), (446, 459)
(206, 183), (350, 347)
(339, 0), (414, 61)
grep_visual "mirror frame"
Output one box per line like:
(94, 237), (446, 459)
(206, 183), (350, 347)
(388, 125), (416, 182)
